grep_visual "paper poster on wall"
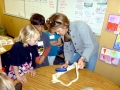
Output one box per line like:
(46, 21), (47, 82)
(118, 6), (120, 13)
(57, 0), (108, 36)
(4, 0), (25, 18)
(114, 34), (120, 50)
(99, 47), (120, 66)
(106, 14), (120, 32)
(25, 0), (57, 20)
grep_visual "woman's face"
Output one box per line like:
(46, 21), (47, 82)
(55, 27), (68, 36)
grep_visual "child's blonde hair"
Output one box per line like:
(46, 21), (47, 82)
(16, 24), (40, 47)
(0, 72), (15, 90)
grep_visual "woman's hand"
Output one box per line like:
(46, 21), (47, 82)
(61, 63), (68, 68)
(77, 57), (86, 69)
(16, 75), (27, 83)
(61, 60), (69, 68)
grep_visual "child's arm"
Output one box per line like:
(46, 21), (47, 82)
(13, 66), (27, 83)
(0, 55), (3, 72)
(40, 46), (50, 64)
(36, 46), (50, 64)
(50, 40), (57, 45)
(42, 46), (50, 58)
(50, 38), (62, 46)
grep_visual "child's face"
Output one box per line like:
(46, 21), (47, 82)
(35, 25), (43, 32)
(27, 35), (39, 46)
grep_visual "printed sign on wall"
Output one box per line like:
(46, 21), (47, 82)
(114, 34), (120, 50)
(106, 14), (120, 32)
(99, 47), (120, 66)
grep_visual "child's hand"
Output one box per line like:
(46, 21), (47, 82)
(39, 56), (45, 64)
(16, 75), (27, 83)
(27, 68), (36, 76)
(35, 56), (45, 64)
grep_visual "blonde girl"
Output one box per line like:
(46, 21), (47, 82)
(8, 24), (40, 83)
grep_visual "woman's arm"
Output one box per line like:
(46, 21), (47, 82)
(61, 60), (69, 68)
(76, 21), (99, 62)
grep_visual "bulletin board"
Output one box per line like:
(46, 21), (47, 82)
(3, 0), (108, 36)
(91, 0), (120, 86)
(3, 0), (57, 20)
(57, 0), (108, 36)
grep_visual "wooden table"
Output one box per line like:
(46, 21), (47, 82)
(14, 65), (120, 90)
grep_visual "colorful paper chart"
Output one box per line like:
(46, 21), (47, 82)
(106, 14), (120, 32)
(99, 47), (120, 66)
(114, 34), (120, 50)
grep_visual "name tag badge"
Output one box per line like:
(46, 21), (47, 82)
(37, 41), (44, 56)
(38, 41), (43, 46)
(50, 35), (55, 39)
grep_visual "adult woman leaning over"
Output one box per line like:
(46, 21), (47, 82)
(46, 13), (99, 71)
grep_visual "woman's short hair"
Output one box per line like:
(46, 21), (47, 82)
(0, 72), (15, 90)
(46, 13), (69, 32)
(30, 13), (45, 25)
(16, 24), (40, 47)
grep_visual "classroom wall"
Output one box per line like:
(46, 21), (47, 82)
(0, 14), (2, 25)
(0, 2), (2, 25)
(0, 0), (101, 41)
(2, 0), (120, 86)
(95, 0), (120, 86)
(0, 0), (30, 37)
